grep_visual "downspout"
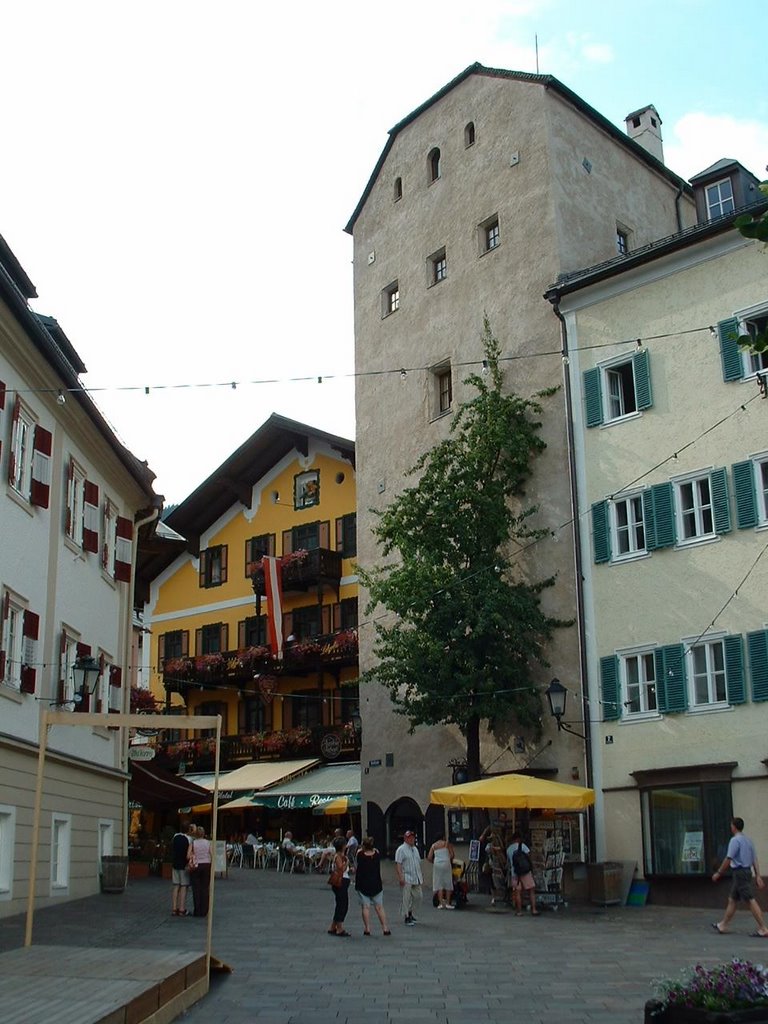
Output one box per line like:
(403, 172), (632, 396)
(121, 504), (161, 854)
(548, 295), (596, 862)
(673, 182), (685, 233)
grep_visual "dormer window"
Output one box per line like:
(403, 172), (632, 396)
(428, 147), (441, 183)
(705, 178), (735, 220)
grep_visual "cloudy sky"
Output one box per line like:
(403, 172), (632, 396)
(2, 0), (766, 503)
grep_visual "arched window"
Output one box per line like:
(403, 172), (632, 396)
(428, 147), (441, 183)
(394, 176), (402, 201)
(464, 121), (475, 147)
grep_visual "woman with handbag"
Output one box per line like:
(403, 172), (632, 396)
(327, 836), (351, 936)
(188, 825), (213, 917)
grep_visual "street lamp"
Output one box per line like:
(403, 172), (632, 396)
(545, 678), (586, 739)
(72, 656), (102, 711)
(350, 708), (362, 743)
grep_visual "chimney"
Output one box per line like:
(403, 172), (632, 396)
(625, 105), (664, 164)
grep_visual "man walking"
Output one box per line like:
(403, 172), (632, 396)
(395, 830), (423, 926)
(712, 817), (768, 936)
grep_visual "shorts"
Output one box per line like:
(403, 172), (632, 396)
(172, 868), (190, 886)
(730, 868), (755, 902)
(510, 871), (535, 891)
(356, 890), (383, 908)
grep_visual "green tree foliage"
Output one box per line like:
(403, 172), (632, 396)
(359, 317), (569, 779)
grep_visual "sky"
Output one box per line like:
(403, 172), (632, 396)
(1, 0), (766, 504)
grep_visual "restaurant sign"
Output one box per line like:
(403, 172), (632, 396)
(256, 792), (357, 810)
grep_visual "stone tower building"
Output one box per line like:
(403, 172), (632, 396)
(345, 63), (696, 854)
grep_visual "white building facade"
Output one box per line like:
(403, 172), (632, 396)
(548, 180), (768, 905)
(0, 234), (158, 917)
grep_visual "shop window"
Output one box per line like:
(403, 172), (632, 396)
(641, 781), (732, 876)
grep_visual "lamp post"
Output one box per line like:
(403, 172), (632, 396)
(545, 678), (586, 740)
(350, 708), (362, 746)
(72, 656), (102, 711)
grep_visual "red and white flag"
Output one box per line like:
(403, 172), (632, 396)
(262, 556), (284, 658)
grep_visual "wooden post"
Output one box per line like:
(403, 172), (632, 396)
(205, 715), (222, 973)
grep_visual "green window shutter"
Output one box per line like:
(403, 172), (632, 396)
(724, 635), (746, 705)
(633, 349), (653, 410)
(600, 655), (621, 720)
(733, 461), (758, 529)
(718, 318), (743, 382)
(645, 482), (676, 550)
(655, 644), (687, 713)
(583, 367), (603, 427)
(591, 501), (611, 564)
(747, 630), (768, 702)
(710, 467), (731, 535)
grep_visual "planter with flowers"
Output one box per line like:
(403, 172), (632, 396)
(261, 731), (287, 757)
(285, 726), (313, 754)
(645, 959), (768, 1022)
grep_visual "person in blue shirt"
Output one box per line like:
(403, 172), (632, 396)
(711, 817), (768, 936)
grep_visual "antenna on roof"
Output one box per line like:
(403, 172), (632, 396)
(535, 33), (539, 74)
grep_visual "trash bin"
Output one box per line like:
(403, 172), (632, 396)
(587, 861), (623, 905)
(100, 855), (129, 894)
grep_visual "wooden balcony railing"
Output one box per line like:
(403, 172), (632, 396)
(250, 548), (342, 595)
(152, 723), (360, 772)
(161, 628), (358, 693)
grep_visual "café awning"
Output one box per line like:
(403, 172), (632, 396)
(252, 762), (361, 811)
(128, 761), (213, 811)
(218, 758), (319, 793)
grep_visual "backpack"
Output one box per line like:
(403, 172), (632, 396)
(512, 843), (532, 877)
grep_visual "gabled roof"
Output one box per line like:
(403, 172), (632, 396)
(344, 62), (692, 234)
(688, 158), (753, 184)
(0, 233), (156, 500)
(164, 413), (355, 555)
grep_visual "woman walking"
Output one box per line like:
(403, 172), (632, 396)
(327, 836), (352, 936)
(427, 834), (455, 909)
(354, 836), (392, 936)
(188, 825), (213, 917)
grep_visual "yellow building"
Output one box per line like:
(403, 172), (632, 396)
(143, 415), (358, 775)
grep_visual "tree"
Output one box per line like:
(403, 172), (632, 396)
(359, 317), (569, 781)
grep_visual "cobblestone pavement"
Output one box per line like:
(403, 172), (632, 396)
(2, 862), (766, 1024)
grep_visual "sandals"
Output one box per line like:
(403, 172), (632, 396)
(363, 931), (371, 936)
(383, 930), (392, 936)
(336, 930), (351, 937)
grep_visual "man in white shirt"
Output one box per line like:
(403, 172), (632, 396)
(345, 830), (359, 865)
(395, 830), (423, 926)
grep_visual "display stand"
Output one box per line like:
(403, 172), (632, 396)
(529, 817), (568, 910)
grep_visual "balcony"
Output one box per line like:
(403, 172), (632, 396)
(161, 628), (358, 694)
(249, 548), (342, 596)
(152, 723), (360, 773)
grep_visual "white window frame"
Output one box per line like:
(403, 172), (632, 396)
(66, 459), (87, 547)
(616, 227), (630, 255)
(611, 493), (646, 559)
(430, 362), (452, 418)
(428, 248), (447, 286)
(735, 302), (768, 379)
(50, 813), (71, 893)
(478, 214), (500, 255)
(620, 647), (658, 718)
(755, 455), (768, 527)
(61, 631), (79, 705)
(1, 591), (26, 691)
(102, 497), (118, 578)
(674, 472), (715, 544)
(684, 634), (728, 710)
(382, 281), (399, 318)
(602, 356), (639, 422)
(10, 402), (35, 499)
(705, 178), (734, 220)
(0, 804), (16, 899)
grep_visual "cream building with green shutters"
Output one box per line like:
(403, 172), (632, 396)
(547, 160), (767, 905)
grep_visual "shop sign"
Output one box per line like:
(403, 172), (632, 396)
(128, 746), (155, 761)
(258, 792), (355, 810)
(368, 759), (382, 768)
